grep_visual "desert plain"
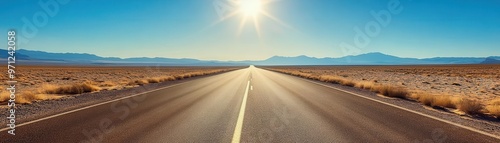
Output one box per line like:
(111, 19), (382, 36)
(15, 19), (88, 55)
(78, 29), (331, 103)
(0, 66), (241, 104)
(263, 65), (500, 117)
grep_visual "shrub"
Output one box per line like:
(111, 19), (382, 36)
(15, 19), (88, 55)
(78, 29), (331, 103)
(355, 81), (374, 89)
(319, 75), (343, 84)
(159, 76), (175, 82)
(339, 79), (356, 87)
(6, 91), (63, 104)
(416, 93), (434, 106)
(147, 78), (161, 83)
(371, 85), (408, 99)
(100, 81), (116, 87)
(42, 83), (101, 94)
(457, 98), (484, 115)
(128, 79), (149, 86)
(0, 91), (10, 102)
(431, 95), (457, 108)
(486, 98), (500, 118)
(174, 75), (184, 80)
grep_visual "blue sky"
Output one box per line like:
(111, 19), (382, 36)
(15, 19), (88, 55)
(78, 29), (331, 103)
(1, 0), (499, 60)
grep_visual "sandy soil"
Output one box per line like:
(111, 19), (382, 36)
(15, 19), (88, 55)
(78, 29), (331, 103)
(263, 65), (500, 102)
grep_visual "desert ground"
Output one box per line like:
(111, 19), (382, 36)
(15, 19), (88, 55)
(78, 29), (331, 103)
(262, 65), (500, 118)
(0, 66), (241, 104)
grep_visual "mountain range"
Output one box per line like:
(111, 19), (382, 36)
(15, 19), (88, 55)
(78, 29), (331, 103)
(1, 49), (499, 66)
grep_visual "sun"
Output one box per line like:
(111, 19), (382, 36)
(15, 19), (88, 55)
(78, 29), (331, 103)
(239, 0), (262, 17)
(211, 0), (290, 37)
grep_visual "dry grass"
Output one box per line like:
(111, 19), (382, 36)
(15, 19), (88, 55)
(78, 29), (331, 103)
(355, 81), (375, 89)
(41, 83), (101, 94)
(415, 93), (434, 106)
(457, 98), (484, 115)
(0, 90), (63, 104)
(128, 79), (149, 86)
(16, 92), (62, 104)
(147, 78), (161, 83)
(432, 96), (459, 109)
(99, 81), (116, 87)
(16, 91), (38, 104)
(411, 92), (487, 116)
(0, 91), (9, 102)
(162, 76), (176, 81)
(412, 93), (458, 108)
(174, 75), (185, 80)
(485, 98), (500, 118)
(370, 85), (409, 99)
(274, 69), (409, 98)
(319, 75), (355, 86)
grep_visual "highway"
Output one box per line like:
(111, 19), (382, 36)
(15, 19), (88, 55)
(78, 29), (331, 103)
(2, 66), (499, 142)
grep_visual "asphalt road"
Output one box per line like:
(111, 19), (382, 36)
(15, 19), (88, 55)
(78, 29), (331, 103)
(2, 66), (499, 142)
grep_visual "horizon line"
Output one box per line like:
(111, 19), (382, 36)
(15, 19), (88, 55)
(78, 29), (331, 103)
(12, 48), (499, 61)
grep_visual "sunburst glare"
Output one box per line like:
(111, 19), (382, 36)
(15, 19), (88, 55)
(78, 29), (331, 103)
(212, 0), (290, 37)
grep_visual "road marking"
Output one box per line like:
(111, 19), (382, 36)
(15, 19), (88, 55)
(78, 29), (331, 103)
(232, 80), (251, 143)
(287, 72), (500, 140)
(0, 73), (224, 132)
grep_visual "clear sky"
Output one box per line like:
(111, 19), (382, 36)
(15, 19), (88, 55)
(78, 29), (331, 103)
(1, 0), (499, 61)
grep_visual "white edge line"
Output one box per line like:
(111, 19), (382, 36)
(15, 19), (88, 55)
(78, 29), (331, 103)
(231, 80), (251, 143)
(0, 78), (194, 132)
(270, 69), (500, 140)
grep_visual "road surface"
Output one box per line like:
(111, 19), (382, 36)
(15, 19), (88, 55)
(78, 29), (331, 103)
(2, 66), (499, 142)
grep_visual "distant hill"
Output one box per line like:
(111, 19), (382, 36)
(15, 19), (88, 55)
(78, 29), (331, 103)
(336, 52), (422, 65)
(0, 49), (31, 60)
(0, 49), (240, 66)
(420, 57), (486, 64)
(245, 53), (421, 65)
(0, 49), (498, 66)
(480, 57), (500, 64)
(247, 52), (498, 65)
(17, 49), (107, 61)
(250, 55), (325, 65)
